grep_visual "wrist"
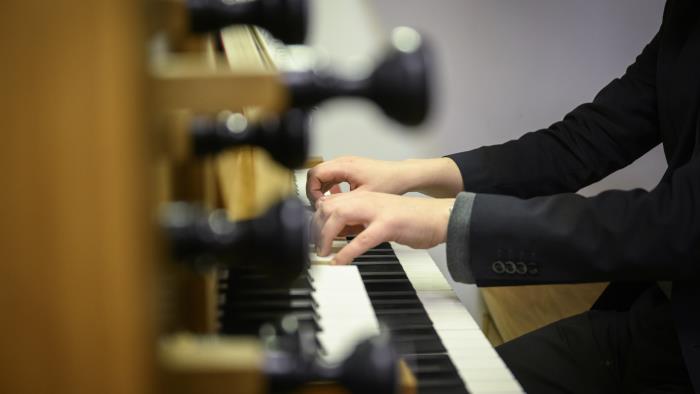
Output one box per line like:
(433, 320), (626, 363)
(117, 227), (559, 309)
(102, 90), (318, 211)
(435, 198), (456, 244)
(401, 158), (463, 197)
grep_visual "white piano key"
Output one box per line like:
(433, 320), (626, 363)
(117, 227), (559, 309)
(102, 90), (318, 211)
(309, 251), (335, 265)
(294, 169), (310, 206)
(308, 265), (380, 364)
(309, 251), (343, 266)
(391, 244), (453, 291)
(331, 239), (348, 249)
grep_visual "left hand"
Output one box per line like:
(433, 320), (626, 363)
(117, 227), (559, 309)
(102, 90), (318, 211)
(312, 191), (455, 265)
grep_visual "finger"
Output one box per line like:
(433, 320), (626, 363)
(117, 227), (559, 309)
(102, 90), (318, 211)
(310, 210), (324, 251)
(306, 168), (326, 204)
(314, 195), (324, 212)
(317, 213), (351, 257)
(333, 224), (385, 265)
(306, 164), (348, 204)
(314, 192), (340, 217)
(312, 195), (343, 249)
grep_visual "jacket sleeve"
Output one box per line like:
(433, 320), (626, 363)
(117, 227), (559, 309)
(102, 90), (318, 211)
(446, 31), (662, 198)
(466, 154), (700, 286)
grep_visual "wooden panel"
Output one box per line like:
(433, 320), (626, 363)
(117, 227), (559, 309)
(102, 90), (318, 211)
(481, 283), (608, 343)
(160, 335), (266, 394)
(155, 41), (223, 335)
(152, 64), (287, 113)
(0, 2), (154, 394)
(481, 313), (505, 347)
(216, 27), (294, 220)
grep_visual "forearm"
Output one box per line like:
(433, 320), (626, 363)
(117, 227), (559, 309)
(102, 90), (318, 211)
(401, 157), (464, 197)
(466, 156), (700, 285)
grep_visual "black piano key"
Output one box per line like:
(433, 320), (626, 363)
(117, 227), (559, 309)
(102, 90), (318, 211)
(376, 306), (429, 316)
(417, 369), (464, 381)
(359, 271), (409, 281)
(363, 279), (415, 292)
(366, 289), (417, 298)
(352, 239), (392, 250)
(221, 315), (320, 335)
(233, 287), (313, 297)
(356, 263), (404, 273)
(359, 249), (396, 256)
(353, 260), (401, 267)
(223, 309), (318, 323)
(371, 298), (424, 310)
(388, 325), (441, 337)
(224, 305), (317, 318)
(227, 299), (316, 310)
(392, 336), (446, 355)
(418, 382), (470, 394)
(385, 326), (447, 354)
(412, 362), (468, 393)
(403, 354), (459, 374)
(376, 311), (432, 327)
(354, 255), (401, 262)
(231, 275), (314, 291)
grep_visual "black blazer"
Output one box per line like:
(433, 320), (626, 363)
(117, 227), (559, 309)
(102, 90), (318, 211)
(447, 0), (700, 389)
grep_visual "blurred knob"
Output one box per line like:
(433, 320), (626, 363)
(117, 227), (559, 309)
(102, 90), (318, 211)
(191, 109), (308, 169)
(186, 0), (307, 44)
(161, 197), (308, 282)
(263, 318), (399, 394)
(330, 334), (399, 394)
(285, 27), (430, 127)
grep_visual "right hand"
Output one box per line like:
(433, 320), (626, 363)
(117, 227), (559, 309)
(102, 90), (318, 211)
(311, 191), (455, 264)
(306, 156), (409, 205)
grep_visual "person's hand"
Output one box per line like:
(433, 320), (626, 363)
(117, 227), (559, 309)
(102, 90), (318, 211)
(306, 156), (410, 205)
(312, 191), (455, 265)
(306, 156), (465, 206)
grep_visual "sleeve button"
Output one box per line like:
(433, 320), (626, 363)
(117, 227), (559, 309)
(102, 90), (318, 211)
(527, 262), (539, 275)
(492, 260), (505, 274)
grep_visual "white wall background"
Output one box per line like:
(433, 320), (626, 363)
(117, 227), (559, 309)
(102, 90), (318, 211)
(304, 0), (667, 325)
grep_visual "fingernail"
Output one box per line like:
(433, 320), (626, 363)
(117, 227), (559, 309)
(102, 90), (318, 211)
(330, 259), (337, 265)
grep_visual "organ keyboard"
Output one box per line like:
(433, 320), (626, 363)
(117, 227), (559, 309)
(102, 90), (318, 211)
(220, 236), (524, 393)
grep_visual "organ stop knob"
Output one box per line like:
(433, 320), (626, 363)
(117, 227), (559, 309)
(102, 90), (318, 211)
(286, 27), (431, 126)
(262, 317), (400, 394)
(185, 0), (307, 44)
(190, 109), (308, 169)
(161, 197), (309, 283)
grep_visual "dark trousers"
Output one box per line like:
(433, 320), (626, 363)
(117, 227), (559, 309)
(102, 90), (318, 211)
(496, 285), (694, 393)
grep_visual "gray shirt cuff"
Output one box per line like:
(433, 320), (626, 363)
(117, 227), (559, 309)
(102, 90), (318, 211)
(446, 191), (477, 284)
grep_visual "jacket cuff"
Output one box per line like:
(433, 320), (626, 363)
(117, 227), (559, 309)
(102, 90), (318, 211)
(446, 191), (477, 284)
(445, 149), (494, 193)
